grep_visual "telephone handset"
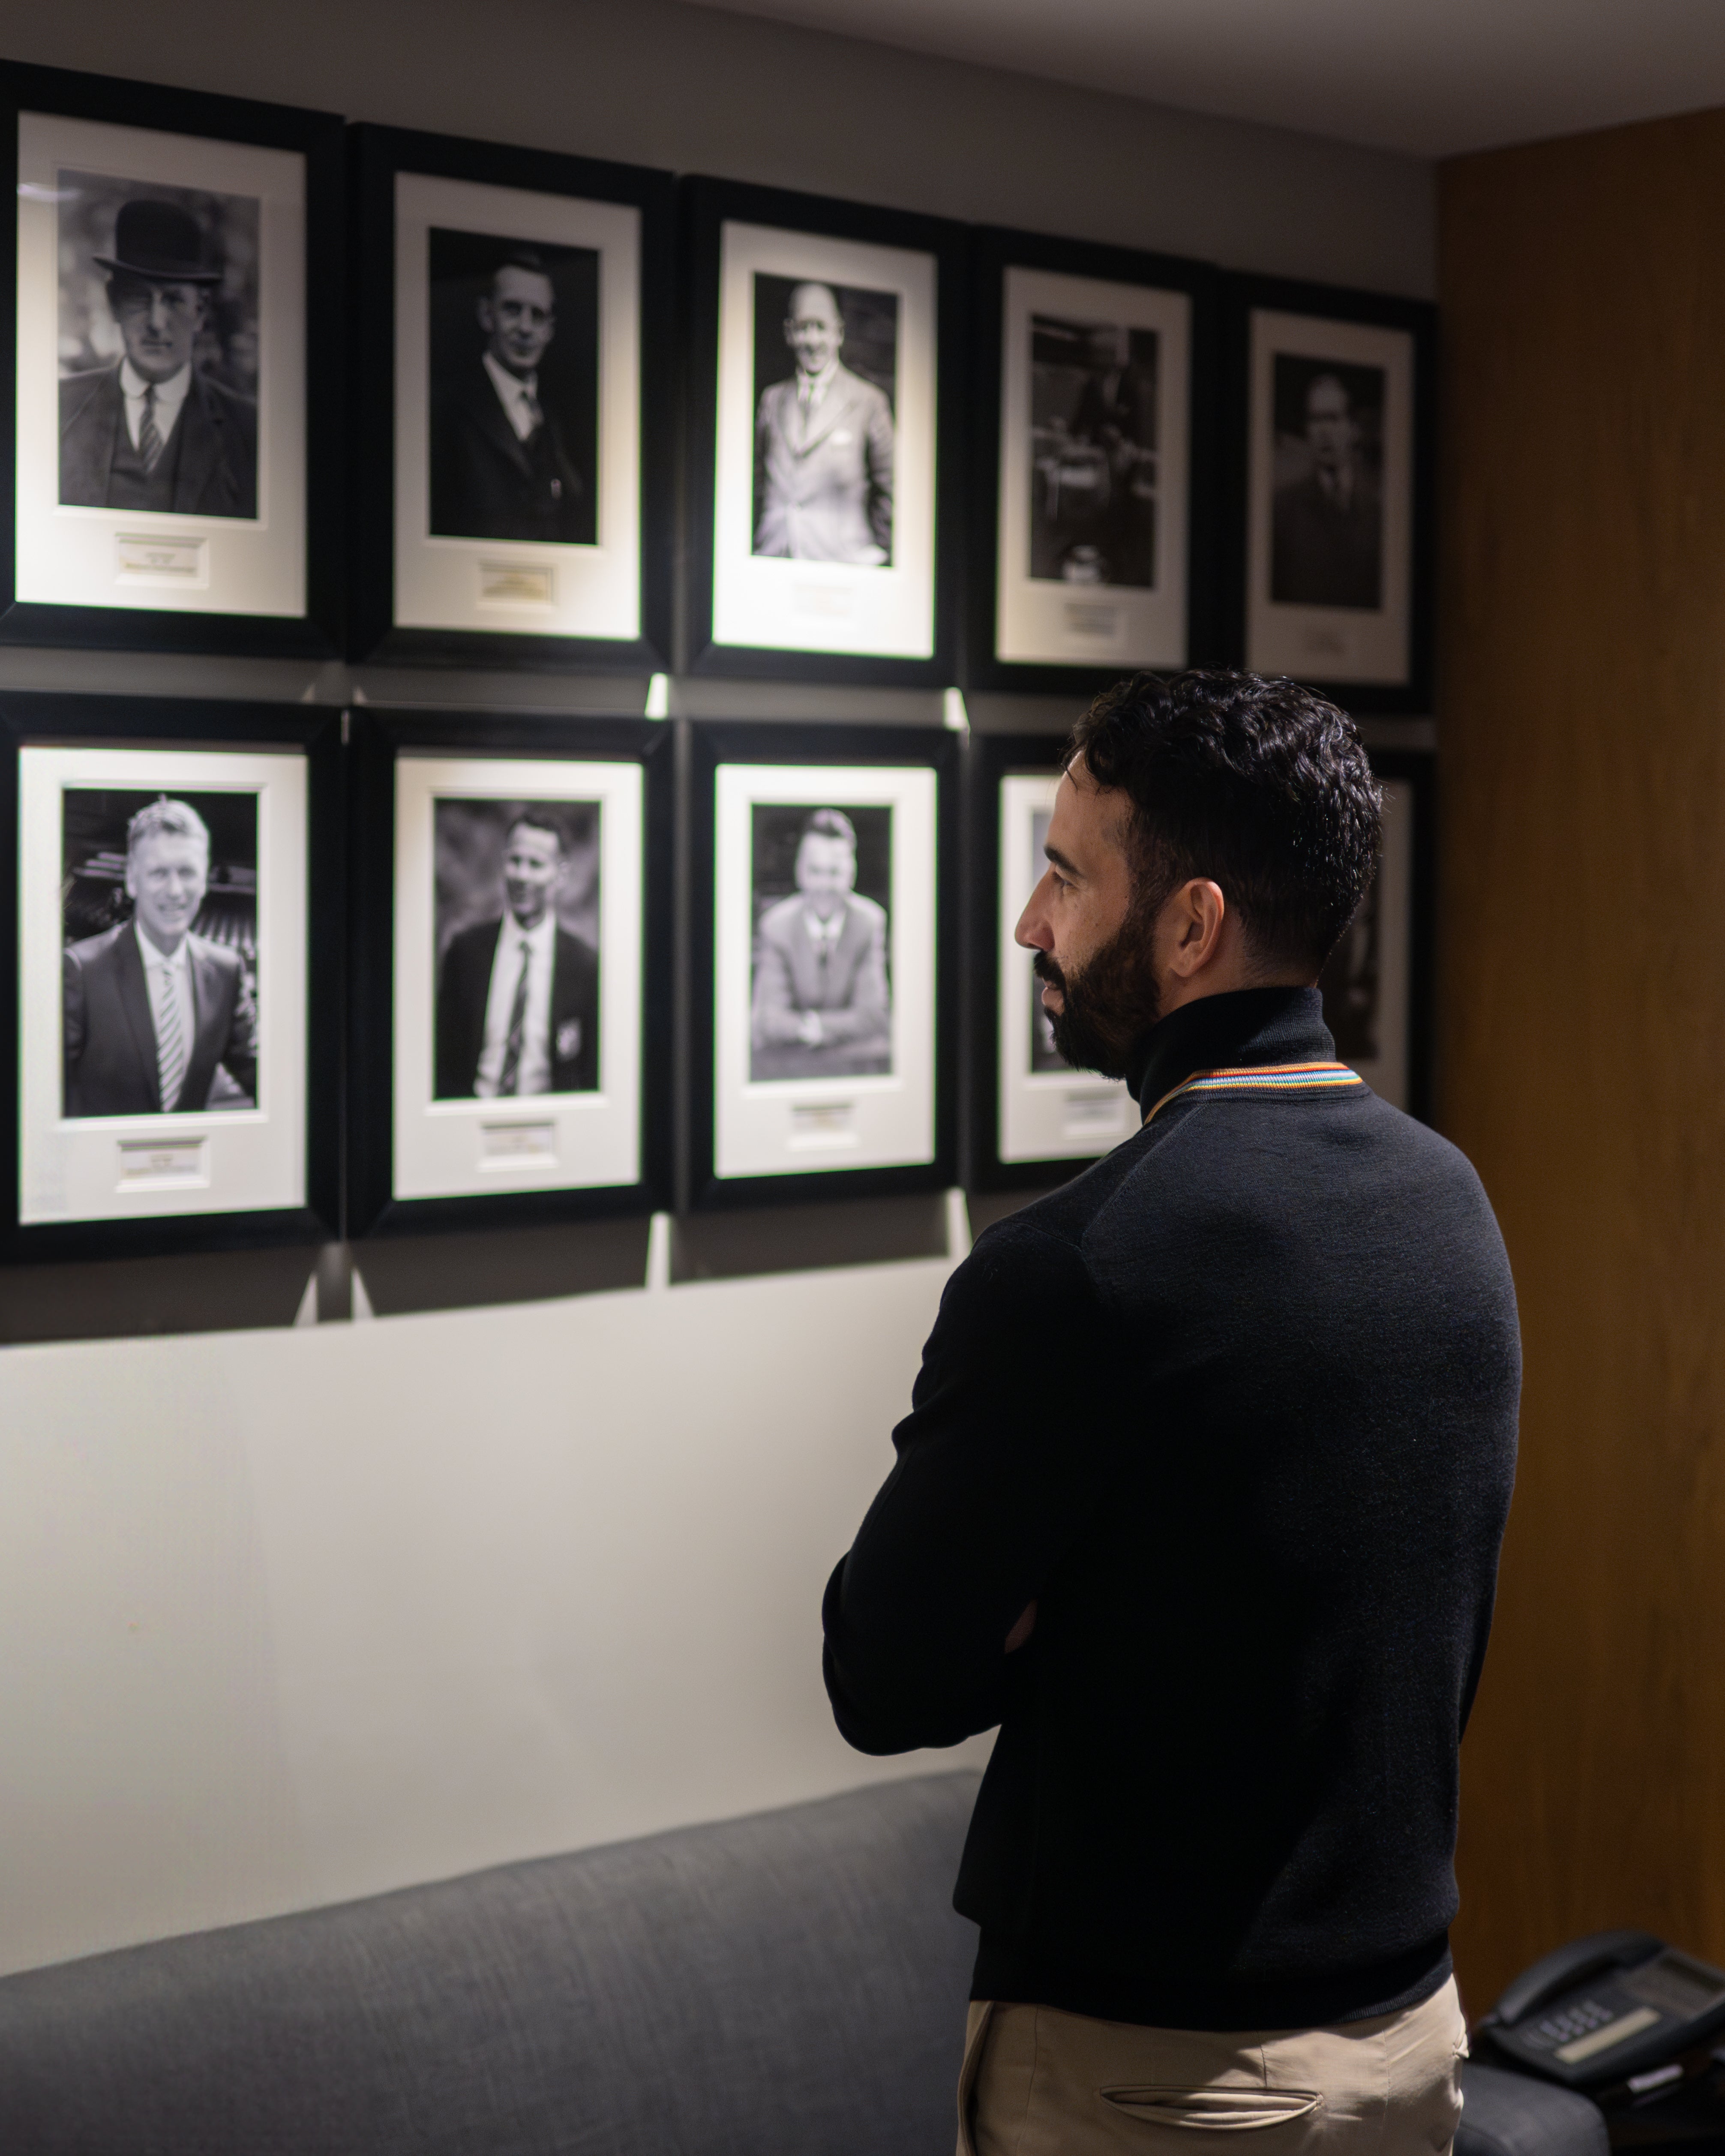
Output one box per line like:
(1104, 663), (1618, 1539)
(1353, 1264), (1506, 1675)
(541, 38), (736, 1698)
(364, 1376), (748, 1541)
(1478, 1929), (1725, 2094)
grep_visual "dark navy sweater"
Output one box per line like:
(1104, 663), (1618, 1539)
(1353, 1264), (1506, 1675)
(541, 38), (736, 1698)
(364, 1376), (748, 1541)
(822, 987), (1520, 2031)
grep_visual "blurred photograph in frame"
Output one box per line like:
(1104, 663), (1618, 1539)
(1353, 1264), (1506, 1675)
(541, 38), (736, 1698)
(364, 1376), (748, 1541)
(694, 724), (954, 1201)
(685, 178), (960, 683)
(996, 767), (1131, 1169)
(3, 64), (340, 646)
(1318, 767), (1421, 1112)
(994, 264), (1192, 674)
(390, 751), (645, 1206)
(15, 738), (309, 1229)
(1241, 285), (1431, 699)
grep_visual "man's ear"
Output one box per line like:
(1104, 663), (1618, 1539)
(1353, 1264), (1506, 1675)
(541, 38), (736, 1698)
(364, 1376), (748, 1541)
(1161, 879), (1228, 980)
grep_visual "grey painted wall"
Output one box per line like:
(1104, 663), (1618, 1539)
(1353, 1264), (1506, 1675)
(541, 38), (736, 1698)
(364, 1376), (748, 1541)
(3, 0), (1434, 296)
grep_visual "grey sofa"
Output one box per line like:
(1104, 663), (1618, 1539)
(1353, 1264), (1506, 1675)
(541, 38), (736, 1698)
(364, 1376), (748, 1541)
(0, 1764), (1603, 2155)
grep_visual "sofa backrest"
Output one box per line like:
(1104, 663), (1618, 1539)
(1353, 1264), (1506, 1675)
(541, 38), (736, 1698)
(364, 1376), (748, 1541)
(0, 1770), (982, 2156)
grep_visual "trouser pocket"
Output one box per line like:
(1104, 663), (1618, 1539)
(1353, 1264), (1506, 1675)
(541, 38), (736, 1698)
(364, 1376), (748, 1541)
(1100, 2085), (1324, 2132)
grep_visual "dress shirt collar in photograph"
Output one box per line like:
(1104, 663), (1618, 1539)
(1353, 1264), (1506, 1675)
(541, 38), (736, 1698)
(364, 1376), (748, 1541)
(1316, 464), (1356, 513)
(135, 919), (197, 1090)
(119, 359), (194, 451)
(482, 351), (543, 444)
(475, 908), (557, 1097)
(795, 357), (840, 413)
(803, 903), (846, 954)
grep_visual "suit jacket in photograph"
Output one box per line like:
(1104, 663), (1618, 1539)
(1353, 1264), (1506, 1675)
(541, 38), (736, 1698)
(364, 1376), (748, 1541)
(434, 917), (600, 1099)
(63, 923), (259, 1118)
(429, 363), (589, 546)
(754, 363), (894, 564)
(1270, 468), (1384, 610)
(58, 366), (259, 519)
(751, 892), (890, 1054)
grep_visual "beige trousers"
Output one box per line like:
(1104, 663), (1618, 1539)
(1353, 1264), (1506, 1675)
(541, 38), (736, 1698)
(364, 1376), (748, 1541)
(958, 1977), (1468, 2154)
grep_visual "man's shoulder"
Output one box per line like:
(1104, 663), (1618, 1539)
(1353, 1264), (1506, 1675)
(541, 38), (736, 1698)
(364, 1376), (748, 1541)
(444, 916), (504, 961)
(756, 892), (807, 938)
(844, 892), (887, 933)
(553, 924), (598, 975)
(187, 930), (242, 977)
(757, 376), (797, 424)
(64, 920), (132, 972)
(193, 370), (258, 429)
(60, 365), (120, 417)
(834, 364), (890, 413)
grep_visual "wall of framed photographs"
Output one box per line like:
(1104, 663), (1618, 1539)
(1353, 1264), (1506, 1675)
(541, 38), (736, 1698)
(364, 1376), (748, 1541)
(0, 0), (1439, 1982)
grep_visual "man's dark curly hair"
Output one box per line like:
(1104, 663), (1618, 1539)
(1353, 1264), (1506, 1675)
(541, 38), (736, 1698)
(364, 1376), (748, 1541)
(1066, 670), (1381, 975)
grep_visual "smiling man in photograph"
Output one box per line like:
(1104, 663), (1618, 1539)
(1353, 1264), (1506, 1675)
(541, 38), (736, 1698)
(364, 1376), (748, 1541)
(822, 670), (1521, 2154)
(63, 798), (258, 1118)
(435, 810), (599, 1100)
(750, 806), (891, 1080)
(754, 281), (894, 565)
(59, 196), (258, 519)
(431, 247), (588, 546)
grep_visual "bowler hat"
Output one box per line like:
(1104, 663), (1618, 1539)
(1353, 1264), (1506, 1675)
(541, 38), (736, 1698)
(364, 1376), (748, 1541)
(94, 198), (221, 286)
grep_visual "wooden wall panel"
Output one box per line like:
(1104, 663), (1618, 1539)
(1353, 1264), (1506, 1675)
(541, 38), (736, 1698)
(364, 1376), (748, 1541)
(1440, 111), (1725, 2014)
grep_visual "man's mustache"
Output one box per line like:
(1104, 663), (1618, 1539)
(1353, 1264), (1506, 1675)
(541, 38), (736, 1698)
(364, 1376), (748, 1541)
(1032, 950), (1067, 994)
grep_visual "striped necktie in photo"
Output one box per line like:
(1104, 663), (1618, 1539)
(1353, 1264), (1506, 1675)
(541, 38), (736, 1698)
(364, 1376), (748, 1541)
(138, 385), (165, 474)
(156, 973), (187, 1113)
(497, 937), (532, 1095)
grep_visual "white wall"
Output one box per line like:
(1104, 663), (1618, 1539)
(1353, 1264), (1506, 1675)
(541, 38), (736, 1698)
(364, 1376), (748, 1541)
(0, 0), (1435, 1977)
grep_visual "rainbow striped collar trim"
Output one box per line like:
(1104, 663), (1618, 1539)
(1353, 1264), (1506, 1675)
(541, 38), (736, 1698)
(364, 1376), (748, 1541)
(1143, 1061), (1365, 1125)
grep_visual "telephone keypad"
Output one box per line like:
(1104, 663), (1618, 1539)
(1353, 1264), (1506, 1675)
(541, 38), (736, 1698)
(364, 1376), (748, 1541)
(1526, 1998), (1616, 2051)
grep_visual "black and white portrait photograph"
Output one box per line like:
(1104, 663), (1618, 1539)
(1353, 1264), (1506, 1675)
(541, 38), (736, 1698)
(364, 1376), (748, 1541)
(1244, 295), (1424, 693)
(1270, 354), (1384, 611)
(1029, 318), (1157, 589)
(12, 105), (315, 627)
(1317, 771), (1418, 1110)
(750, 274), (895, 567)
(61, 788), (259, 1118)
(428, 230), (598, 549)
(697, 186), (948, 672)
(381, 162), (651, 651)
(432, 797), (600, 1101)
(386, 749), (648, 1208)
(981, 766), (1132, 1176)
(1026, 806), (1064, 1074)
(702, 730), (949, 1195)
(17, 738), (313, 1232)
(58, 178), (259, 521)
(749, 803), (892, 1082)
(986, 255), (1194, 679)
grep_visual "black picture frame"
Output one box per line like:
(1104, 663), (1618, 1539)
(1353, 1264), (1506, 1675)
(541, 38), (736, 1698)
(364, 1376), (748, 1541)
(0, 692), (343, 1262)
(965, 227), (1222, 695)
(0, 62), (345, 658)
(1223, 273), (1436, 713)
(1329, 744), (1435, 1124)
(681, 177), (964, 687)
(347, 124), (674, 672)
(690, 720), (958, 1208)
(346, 707), (673, 1238)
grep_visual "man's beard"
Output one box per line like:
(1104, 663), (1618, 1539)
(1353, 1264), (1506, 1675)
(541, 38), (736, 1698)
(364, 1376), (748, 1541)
(1033, 908), (1163, 1080)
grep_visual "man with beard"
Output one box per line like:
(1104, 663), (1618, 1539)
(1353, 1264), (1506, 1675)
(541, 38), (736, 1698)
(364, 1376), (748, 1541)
(821, 671), (1520, 2155)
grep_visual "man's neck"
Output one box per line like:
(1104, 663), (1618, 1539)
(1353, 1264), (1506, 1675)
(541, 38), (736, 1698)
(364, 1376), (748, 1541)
(136, 918), (186, 961)
(509, 907), (548, 936)
(1125, 984), (1329, 1120)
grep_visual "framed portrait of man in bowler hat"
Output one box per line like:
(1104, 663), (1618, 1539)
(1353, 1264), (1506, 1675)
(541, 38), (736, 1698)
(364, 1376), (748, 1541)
(2, 62), (343, 654)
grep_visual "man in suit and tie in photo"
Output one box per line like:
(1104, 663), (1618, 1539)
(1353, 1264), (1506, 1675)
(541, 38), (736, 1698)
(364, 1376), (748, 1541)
(754, 283), (894, 565)
(435, 812), (600, 1100)
(63, 799), (258, 1118)
(430, 250), (588, 546)
(59, 198), (258, 519)
(751, 809), (891, 1080)
(1271, 370), (1383, 610)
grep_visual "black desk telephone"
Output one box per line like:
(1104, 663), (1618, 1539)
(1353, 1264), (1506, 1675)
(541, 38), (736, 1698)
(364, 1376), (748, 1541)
(1478, 1931), (1725, 2096)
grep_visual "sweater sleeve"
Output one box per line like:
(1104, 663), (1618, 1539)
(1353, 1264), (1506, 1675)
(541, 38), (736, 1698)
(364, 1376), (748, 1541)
(822, 1220), (1119, 1755)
